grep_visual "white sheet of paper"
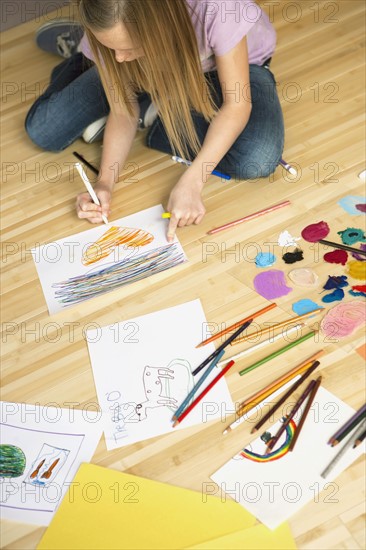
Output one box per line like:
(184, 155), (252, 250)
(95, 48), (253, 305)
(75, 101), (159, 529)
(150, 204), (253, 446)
(211, 387), (365, 529)
(87, 300), (234, 450)
(0, 401), (104, 525)
(32, 205), (186, 314)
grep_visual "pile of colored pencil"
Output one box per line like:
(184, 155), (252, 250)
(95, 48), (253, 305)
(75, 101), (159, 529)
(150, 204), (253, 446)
(321, 404), (366, 478)
(223, 351), (323, 434)
(223, 356), (323, 453)
(327, 404), (366, 447)
(173, 304), (325, 430)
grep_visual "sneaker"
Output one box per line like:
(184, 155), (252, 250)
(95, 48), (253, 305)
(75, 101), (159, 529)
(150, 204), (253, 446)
(82, 96), (158, 143)
(36, 19), (84, 58)
(82, 116), (108, 143)
(138, 94), (158, 130)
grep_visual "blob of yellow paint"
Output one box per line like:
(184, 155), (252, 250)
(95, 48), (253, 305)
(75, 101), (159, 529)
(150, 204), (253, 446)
(347, 260), (366, 280)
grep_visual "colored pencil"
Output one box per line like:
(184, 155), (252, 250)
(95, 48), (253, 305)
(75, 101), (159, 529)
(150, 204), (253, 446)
(288, 376), (322, 452)
(217, 324), (304, 368)
(319, 239), (366, 256)
(321, 418), (366, 479)
(238, 331), (317, 376)
(207, 200), (291, 235)
(173, 360), (235, 427)
(196, 303), (277, 348)
(192, 320), (252, 376)
(328, 404), (366, 445)
(265, 377), (320, 454)
(73, 151), (99, 175)
(235, 351), (323, 411)
(231, 308), (324, 346)
(353, 429), (366, 448)
(251, 361), (320, 434)
(223, 374), (302, 435)
(172, 350), (225, 421)
(331, 412), (366, 447)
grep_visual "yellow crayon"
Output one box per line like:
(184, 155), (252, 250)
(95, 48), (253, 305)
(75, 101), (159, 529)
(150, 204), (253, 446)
(161, 213), (171, 219)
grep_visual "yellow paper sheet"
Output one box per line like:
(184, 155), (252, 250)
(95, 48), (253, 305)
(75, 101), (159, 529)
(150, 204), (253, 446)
(37, 463), (255, 550)
(186, 522), (297, 549)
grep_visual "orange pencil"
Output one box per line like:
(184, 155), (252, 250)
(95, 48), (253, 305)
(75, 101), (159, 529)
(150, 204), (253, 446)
(196, 303), (276, 348)
(173, 360), (235, 427)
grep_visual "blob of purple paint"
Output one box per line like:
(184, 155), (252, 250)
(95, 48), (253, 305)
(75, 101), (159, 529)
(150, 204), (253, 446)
(253, 270), (292, 300)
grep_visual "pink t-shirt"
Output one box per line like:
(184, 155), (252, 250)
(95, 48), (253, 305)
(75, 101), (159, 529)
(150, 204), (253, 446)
(80, 0), (276, 72)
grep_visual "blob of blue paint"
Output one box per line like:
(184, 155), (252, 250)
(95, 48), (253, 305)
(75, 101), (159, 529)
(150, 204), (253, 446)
(323, 275), (348, 290)
(338, 196), (366, 216)
(322, 288), (345, 303)
(292, 299), (322, 315)
(255, 252), (276, 268)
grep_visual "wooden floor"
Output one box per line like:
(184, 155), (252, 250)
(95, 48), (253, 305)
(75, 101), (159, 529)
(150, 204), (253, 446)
(1, 1), (365, 548)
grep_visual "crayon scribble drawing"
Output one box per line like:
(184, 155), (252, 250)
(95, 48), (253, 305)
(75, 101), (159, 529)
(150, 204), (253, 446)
(32, 205), (187, 314)
(53, 243), (185, 307)
(82, 226), (154, 266)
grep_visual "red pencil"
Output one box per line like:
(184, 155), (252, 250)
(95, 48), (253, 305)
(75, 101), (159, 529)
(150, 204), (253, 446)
(173, 360), (235, 427)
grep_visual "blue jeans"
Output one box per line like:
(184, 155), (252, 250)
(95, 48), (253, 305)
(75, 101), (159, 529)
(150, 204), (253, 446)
(25, 54), (109, 151)
(25, 53), (284, 177)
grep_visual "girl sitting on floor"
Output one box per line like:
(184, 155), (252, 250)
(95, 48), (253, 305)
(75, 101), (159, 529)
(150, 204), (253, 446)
(26, 0), (284, 241)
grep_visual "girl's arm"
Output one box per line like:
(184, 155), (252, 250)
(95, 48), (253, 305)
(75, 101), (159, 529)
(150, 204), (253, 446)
(76, 102), (139, 223)
(167, 37), (252, 240)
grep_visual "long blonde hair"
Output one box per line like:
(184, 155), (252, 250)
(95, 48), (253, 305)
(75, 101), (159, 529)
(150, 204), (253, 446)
(77, 0), (217, 158)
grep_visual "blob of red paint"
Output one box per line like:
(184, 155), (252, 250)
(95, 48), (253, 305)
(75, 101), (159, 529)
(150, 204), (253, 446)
(301, 221), (330, 242)
(356, 204), (366, 213)
(352, 285), (366, 292)
(323, 249), (348, 265)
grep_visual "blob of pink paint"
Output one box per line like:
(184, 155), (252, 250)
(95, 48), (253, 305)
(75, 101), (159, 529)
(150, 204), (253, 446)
(253, 269), (292, 300)
(301, 221), (330, 242)
(323, 249), (348, 266)
(321, 301), (366, 338)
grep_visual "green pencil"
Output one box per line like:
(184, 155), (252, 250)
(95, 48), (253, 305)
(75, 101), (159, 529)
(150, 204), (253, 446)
(238, 331), (317, 376)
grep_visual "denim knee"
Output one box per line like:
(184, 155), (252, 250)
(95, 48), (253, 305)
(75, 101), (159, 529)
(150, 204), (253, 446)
(219, 142), (283, 180)
(25, 102), (70, 152)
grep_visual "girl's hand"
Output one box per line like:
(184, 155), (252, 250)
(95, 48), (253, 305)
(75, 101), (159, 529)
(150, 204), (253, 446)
(166, 176), (205, 242)
(76, 183), (112, 224)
